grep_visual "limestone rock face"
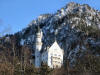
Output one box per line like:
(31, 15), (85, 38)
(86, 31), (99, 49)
(1, 2), (100, 66)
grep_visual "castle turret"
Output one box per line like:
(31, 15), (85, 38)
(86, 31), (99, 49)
(35, 25), (42, 67)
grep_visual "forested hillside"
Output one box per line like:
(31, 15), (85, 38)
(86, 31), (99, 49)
(0, 2), (100, 75)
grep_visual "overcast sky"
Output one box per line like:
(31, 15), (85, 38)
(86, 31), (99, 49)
(0, 0), (100, 36)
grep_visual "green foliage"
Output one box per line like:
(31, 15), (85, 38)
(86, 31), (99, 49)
(40, 63), (53, 75)
(24, 64), (38, 75)
(14, 63), (21, 75)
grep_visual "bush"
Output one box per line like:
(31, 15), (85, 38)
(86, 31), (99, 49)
(40, 63), (53, 75)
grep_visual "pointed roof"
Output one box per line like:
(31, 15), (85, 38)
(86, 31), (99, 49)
(51, 41), (59, 48)
(41, 40), (63, 53)
(48, 40), (62, 52)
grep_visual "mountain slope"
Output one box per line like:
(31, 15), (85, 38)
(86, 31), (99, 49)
(1, 2), (100, 66)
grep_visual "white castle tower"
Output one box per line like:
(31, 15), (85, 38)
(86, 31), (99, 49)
(35, 25), (42, 67)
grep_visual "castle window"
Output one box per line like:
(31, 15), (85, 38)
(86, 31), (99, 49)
(56, 65), (59, 68)
(58, 62), (61, 64)
(58, 55), (61, 57)
(54, 54), (57, 56)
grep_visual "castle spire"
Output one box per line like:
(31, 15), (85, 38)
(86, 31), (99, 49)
(35, 25), (42, 67)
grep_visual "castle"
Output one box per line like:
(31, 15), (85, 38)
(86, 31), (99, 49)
(35, 26), (64, 68)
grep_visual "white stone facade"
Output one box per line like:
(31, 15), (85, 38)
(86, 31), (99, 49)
(41, 41), (64, 68)
(35, 29), (42, 67)
(35, 28), (64, 68)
